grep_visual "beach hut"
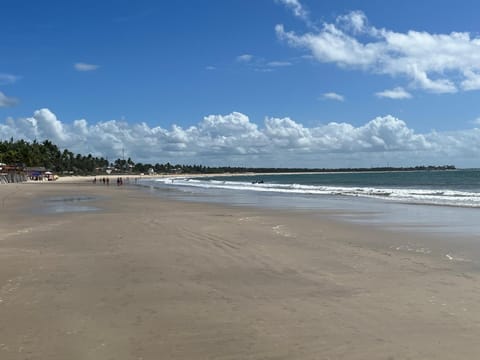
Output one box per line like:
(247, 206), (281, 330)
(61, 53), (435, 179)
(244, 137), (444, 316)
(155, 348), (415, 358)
(0, 164), (28, 183)
(24, 166), (48, 181)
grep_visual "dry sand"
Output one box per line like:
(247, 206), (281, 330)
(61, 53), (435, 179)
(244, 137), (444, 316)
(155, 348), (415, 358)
(1, 180), (480, 359)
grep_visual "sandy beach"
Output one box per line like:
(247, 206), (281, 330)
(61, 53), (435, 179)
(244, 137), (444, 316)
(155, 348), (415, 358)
(1, 180), (480, 359)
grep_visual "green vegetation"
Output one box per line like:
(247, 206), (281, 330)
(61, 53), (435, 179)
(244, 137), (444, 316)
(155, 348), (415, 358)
(0, 139), (108, 175)
(0, 138), (456, 175)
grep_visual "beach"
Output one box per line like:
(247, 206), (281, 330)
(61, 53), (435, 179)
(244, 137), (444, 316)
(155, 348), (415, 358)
(1, 180), (480, 359)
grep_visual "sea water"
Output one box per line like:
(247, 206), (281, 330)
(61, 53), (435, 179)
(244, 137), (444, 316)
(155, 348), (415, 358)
(137, 169), (480, 237)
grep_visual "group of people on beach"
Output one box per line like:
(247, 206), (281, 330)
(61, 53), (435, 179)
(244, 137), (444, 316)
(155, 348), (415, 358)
(92, 177), (127, 186)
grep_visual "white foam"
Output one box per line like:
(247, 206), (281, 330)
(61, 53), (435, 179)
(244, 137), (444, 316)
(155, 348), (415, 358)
(149, 177), (480, 208)
(445, 254), (471, 262)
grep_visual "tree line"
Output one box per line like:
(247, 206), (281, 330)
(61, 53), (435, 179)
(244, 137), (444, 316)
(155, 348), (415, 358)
(0, 139), (108, 175)
(0, 138), (456, 175)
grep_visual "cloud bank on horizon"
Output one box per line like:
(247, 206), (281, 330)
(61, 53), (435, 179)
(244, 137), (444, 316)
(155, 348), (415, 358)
(1, 108), (479, 168)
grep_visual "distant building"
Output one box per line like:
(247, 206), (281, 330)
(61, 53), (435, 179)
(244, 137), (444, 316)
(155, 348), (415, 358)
(24, 166), (48, 181)
(0, 164), (27, 183)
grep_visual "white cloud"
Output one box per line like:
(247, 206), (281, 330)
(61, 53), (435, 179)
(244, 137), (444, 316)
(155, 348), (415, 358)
(322, 92), (345, 101)
(4, 108), (480, 167)
(236, 54), (253, 63)
(33, 108), (68, 142)
(461, 69), (480, 91)
(375, 87), (412, 99)
(0, 91), (18, 107)
(0, 73), (20, 85)
(267, 61), (292, 67)
(276, 0), (310, 23)
(276, 11), (480, 94)
(205, 66), (216, 70)
(236, 56), (292, 72)
(471, 117), (480, 126)
(337, 10), (368, 34)
(74, 62), (100, 71)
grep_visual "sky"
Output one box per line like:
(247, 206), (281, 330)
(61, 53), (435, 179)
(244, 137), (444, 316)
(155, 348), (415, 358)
(1, 0), (480, 168)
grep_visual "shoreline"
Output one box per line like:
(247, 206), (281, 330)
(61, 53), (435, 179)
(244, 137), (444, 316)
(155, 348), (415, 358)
(138, 175), (480, 243)
(2, 182), (480, 359)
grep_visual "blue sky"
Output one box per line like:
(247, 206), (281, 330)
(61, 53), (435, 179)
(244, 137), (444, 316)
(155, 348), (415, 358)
(1, 0), (480, 167)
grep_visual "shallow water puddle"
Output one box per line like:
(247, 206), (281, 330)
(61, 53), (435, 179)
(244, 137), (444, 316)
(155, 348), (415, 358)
(35, 195), (100, 214)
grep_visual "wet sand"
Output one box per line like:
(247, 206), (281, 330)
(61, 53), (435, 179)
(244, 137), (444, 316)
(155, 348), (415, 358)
(1, 181), (480, 359)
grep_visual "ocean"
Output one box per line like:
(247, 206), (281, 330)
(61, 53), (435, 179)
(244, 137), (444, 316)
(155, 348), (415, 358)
(137, 169), (480, 237)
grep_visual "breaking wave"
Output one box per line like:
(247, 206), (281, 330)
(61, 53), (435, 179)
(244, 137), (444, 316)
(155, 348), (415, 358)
(149, 176), (480, 208)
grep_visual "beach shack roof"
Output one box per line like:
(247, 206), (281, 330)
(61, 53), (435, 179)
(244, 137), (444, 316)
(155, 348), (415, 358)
(24, 166), (47, 172)
(24, 167), (48, 176)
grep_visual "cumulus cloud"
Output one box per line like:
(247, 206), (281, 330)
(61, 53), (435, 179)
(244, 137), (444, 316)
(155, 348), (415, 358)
(375, 87), (412, 99)
(74, 62), (100, 71)
(33, 108), (69, 142)
(461, 69), (480, 91)
(0, 91), (19, 107)
(3, 108), (480, 167)
(0, 109), (67, 141)
(322, 92), (345, 101)
(276, 10), (480, 94)
(336, 10), (368, 34)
